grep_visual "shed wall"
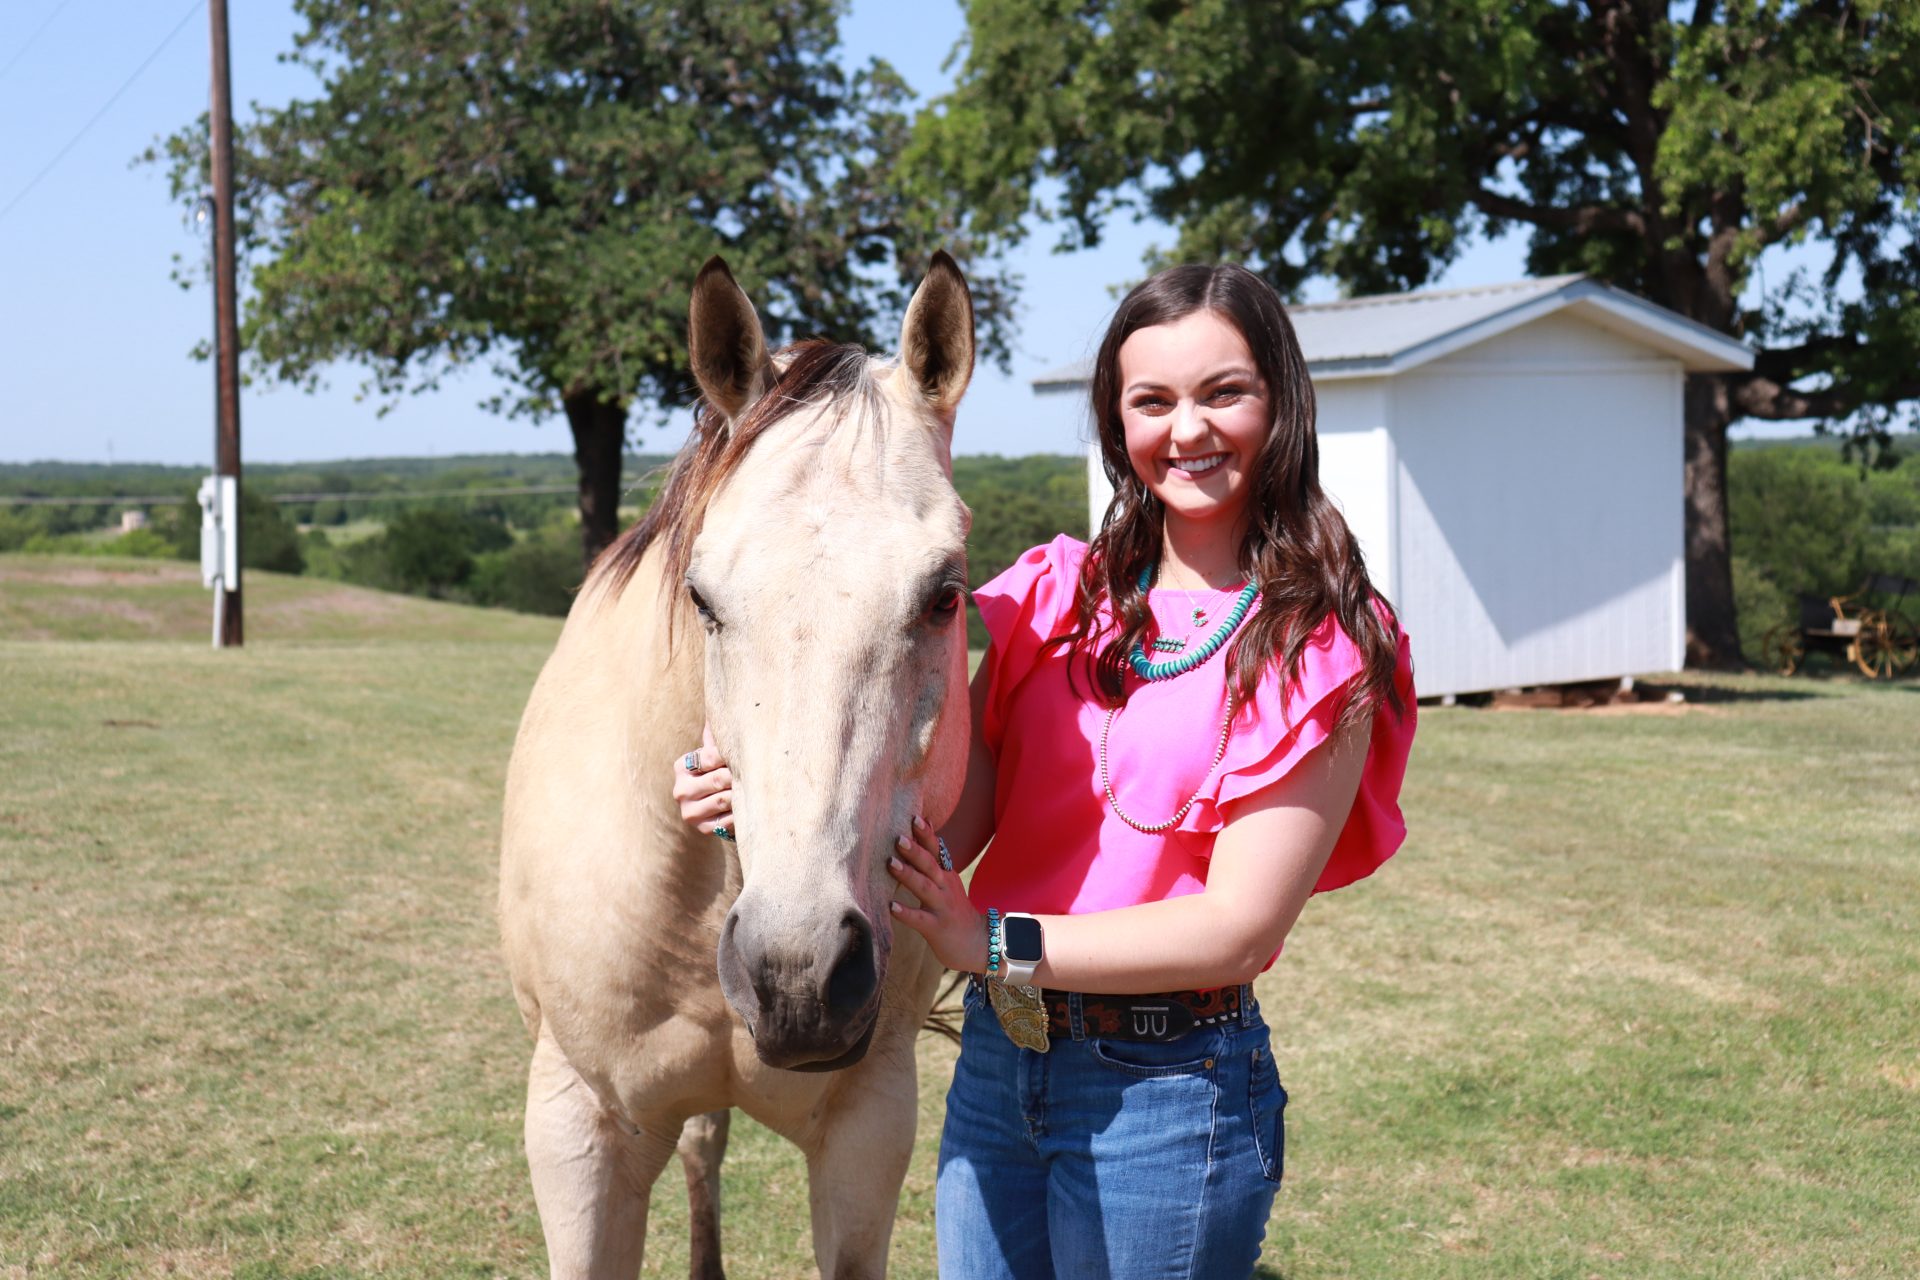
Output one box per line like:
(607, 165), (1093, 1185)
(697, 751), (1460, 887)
(1315, 381), (1396, 604)
(1392, 320), (1686, 696)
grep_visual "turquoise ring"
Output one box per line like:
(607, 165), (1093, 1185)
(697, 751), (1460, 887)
(713, 825), (735, 842)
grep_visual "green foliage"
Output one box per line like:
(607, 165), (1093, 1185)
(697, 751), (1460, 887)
(96, 527), (177, 560)
(1728, 449), (1872, 600)
(148, 1), (1013, 424)
(923, 1), (1920, 416)
(953, 455), (1087, 648)
(240, 489), (307, 575)
(1728, 444), (1920, 663)
(1730, 553), (1791, 668)
(468, 520), (584, 617)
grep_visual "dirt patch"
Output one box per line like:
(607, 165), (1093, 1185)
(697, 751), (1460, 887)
(1874, 1061), (1920, 1091)
(39, 594), (167, 630)
(0, 561), (189, 589)
(264, 585), (406, 622)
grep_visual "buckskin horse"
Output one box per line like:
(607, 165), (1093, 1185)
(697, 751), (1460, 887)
(500, 253), (977, 1279)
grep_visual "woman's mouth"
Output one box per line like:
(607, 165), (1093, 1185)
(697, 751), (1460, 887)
(1167, 454), (1226, 476)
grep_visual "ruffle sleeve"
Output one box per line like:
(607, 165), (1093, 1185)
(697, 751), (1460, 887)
(1178, 603), (1417, 895)
(972, 534), (1088, 754)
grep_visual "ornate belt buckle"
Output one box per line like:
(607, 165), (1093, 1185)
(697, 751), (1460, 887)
(988, 980), (1051, 1053)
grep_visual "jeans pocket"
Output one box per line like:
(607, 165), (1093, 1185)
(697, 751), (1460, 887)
(1249, 1044), (1288, 1183)
(1086, 1029), (1222, 1079)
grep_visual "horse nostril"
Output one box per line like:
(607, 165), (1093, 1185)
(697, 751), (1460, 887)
(822, 910), (877, 1017)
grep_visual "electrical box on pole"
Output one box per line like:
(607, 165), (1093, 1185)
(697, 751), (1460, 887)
(196, 475), (238, 648)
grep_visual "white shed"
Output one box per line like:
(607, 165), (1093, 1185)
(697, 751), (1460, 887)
(1031, 275), (1754, 699)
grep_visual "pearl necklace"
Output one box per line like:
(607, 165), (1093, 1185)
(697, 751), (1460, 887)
(1100, 685), (1236, 833)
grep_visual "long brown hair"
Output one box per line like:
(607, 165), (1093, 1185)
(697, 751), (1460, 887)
(1050, 264), (1406, 732)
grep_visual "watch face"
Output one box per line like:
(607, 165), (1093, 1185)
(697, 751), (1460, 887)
(1002, 916), (1043, 963)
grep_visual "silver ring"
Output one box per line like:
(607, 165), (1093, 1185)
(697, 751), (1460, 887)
(683, 751), (701, 774)
(713, 825), (735, 842)
(936, 837), (953, 873)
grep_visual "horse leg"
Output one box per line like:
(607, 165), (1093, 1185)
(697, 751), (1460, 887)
(801, 1063), (919, 1280)
(677, 1109), (730, 1280)
(524, 1029), (676, 1280)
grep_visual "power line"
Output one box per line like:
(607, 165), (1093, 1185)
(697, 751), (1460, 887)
(0, 0), (205, 225)
(0, 0), (77, 81)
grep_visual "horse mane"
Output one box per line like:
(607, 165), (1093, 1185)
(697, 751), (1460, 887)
(591, 339), (882, 625)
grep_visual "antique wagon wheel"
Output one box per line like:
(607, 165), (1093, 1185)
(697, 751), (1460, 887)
(1851, 613), (1914, 680)
(1760, 623), (1803, 676)
(1880, 610), (1920, 677)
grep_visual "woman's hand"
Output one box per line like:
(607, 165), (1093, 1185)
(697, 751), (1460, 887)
(887, 816), (988, 973)
(671, 724), (733, 836)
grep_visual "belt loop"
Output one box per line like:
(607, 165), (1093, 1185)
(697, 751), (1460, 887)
(1067, 990), (1086, 1041)
(1237, 983), (1255, 1028)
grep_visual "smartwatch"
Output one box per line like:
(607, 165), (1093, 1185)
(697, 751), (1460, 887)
(998, 912), (1044, 985)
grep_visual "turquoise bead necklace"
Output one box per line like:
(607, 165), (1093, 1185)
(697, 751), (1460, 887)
(1128, 564), (1259, 681)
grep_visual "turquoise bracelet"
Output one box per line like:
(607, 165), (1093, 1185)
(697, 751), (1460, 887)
(985, 907), (1002, 976)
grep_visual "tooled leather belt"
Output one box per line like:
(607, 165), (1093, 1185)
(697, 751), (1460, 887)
(1041, 984), (1247, 1042)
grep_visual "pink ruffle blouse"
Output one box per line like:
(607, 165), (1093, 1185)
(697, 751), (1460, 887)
(967, 535), (1416, 963)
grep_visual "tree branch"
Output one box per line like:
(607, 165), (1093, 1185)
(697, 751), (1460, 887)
(1470, 186), (1645, 235)
(1752, 334), (1859, 383)
(1730, 370), (1920, 421)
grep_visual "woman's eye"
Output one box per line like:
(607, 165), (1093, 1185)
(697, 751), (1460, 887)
(1209, 386), (1245, 404)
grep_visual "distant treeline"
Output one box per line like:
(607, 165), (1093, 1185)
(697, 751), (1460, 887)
(0, 452), (1089, 636)
(8, 441), (1916, 666)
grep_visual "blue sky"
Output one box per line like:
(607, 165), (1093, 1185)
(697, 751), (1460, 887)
(0, 0), (1801, 467)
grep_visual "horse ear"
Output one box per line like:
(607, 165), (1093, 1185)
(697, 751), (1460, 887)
(898, 251), (975, 417)
(689, 256), (774, 421)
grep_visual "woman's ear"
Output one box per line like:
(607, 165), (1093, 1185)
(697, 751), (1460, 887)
(898, 251), (975, 416)
(688, 257), (774, 422)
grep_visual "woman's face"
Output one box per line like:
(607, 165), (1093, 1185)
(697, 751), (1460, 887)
(1117, 309), (1271, 536)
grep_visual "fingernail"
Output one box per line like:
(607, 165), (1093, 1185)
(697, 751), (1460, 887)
(888, 856), (903, 870)
(896, 836), (911, 850)
(913, 815), (927, 830)
(888, 901), (902, 914)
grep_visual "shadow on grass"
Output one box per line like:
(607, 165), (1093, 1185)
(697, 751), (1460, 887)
(1634, 679), (1825, 705)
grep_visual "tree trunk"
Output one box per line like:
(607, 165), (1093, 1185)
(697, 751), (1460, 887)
(563, 389), (628, 570)
(1682, 374), (1743, 669)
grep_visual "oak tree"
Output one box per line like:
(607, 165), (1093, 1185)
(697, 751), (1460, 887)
(154, 0), (1010, 564)
(917, 0), (1919, 665)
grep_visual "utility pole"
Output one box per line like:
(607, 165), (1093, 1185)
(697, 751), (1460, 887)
(209, 0), (242, 645)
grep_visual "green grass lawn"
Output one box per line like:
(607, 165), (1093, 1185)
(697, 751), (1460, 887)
(2, 563), (1916, 1278)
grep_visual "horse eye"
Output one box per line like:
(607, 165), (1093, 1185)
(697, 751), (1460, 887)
(929, 585), (965, 621)
(687, 582), (719, 629)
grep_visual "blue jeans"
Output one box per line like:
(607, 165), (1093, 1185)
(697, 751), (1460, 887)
(934, 980), (1287, 1279)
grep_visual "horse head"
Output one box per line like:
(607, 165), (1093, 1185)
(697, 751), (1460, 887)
(677, 254), (975, 1070)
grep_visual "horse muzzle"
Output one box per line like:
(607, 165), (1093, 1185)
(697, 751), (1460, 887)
(716, 893), (887, 1070)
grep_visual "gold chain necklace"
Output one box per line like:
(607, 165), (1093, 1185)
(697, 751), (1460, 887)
(1098, 685), (1236, 833)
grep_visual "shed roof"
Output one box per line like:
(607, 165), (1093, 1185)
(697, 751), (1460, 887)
(1031, 274), (1754, 391)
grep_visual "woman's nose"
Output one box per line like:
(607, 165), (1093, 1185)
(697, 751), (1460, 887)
(1170, 398), (1211, 445)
